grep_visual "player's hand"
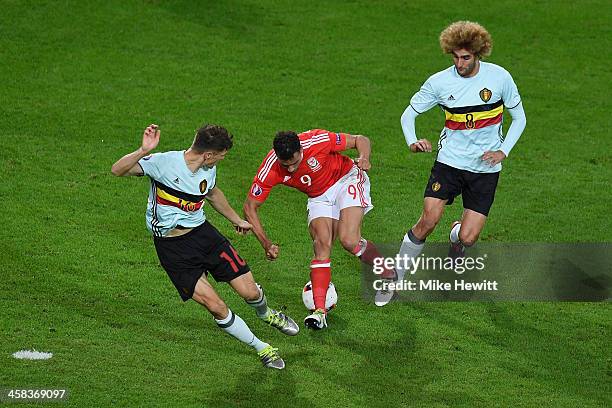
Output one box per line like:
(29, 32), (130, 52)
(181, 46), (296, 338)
(481, 150), (506, 166)
(264, 243), (280, 260)
(233, 219), (252, 235)
(409, 139), (432, 153)
(142, 124), (160, 153)
(354, 157), (371, 171)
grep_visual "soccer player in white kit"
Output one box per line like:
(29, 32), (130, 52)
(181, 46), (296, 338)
(375, 21), (527, 306)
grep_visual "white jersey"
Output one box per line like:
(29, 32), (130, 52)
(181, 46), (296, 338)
(138, 151), (216, 237)
(409, 62), (522, 173)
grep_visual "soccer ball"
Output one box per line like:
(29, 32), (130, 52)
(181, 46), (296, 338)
(302, 281), (337, 312)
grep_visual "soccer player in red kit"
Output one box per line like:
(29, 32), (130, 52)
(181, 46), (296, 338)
(243, 129), (393, 330)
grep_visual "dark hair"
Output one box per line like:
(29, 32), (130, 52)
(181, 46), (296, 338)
(273, 131), (301, 160)
(192, 124), (233, 153)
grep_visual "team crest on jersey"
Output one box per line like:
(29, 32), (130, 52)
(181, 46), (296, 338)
(199, 180), (208, 193)
(251, 183), (263, 197)
(432, 182), (441, 192)
(479, 88), (492, 102)
(307, 157), (322, 172)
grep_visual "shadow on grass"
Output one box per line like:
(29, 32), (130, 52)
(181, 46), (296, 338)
(408, 302), (609, 406)
(201, 309), (480, 407)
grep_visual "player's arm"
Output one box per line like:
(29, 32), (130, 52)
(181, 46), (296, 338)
(482, 73), (527, 166)
(111, 124), (160, 176)
(482, 104), (527, 166)
(401, 78), (439, 153)
(243, 197), (279, 260)
(205, 187), (252, 235)
(400, 106), (432, 153)
(343, 134), (371, 171)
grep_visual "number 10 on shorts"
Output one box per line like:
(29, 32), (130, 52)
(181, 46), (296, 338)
(219, 245), (246, 273)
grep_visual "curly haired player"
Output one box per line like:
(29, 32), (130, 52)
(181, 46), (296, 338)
(377, 21), (527, 305)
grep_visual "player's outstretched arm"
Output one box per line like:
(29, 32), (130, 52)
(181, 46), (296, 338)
(243, 198), (279, 260)
(344, 134), (371, 171)
(206, 187), (252, 235)
(111, 124), (160, 176)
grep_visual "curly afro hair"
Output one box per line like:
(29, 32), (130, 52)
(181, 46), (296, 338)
(439, 21), (492, 58)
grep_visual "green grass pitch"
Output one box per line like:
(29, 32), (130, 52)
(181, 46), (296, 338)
(1, 1), (610, 406)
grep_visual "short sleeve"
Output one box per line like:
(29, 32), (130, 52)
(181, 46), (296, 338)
(328, 131), (348, 152)
(248, 153), (281, 203)
(409, 78), (439, 114)
(502, 71), (522, 109)
(208, 166), (217, 191)
(248, 180), (274, 202)
(138, 153), (163, 180)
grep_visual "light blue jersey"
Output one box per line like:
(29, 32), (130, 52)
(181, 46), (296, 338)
(138, 151), (216, 237)
(407, 62), (522, 173)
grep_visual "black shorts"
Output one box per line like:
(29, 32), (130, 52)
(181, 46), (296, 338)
(424, 161), (500, 216)
(153, 221), (251, 301)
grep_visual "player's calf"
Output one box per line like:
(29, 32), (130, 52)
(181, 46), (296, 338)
(310, 259), (331, 309)
(191, 283), (229, 319)
(244, 283), (271, 318)
(449, 221), (480, 248)
(458, 230), (479, 247)
(447, 221), (479, 269)
(351, 238), (396, 280)
(312, 238), (333, 260)
(413, 216), (440, 239)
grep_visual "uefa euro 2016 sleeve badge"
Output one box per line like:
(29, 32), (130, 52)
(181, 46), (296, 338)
(251, 183), (263, 197)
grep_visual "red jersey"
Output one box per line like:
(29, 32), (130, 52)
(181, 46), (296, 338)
(248, 129), (355, 202)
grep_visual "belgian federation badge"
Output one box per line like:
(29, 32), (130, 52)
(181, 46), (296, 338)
(199, 180), (208, 193)
(479, 88), (492, 102)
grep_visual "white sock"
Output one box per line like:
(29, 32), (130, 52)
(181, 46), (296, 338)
(245, 284), (271, 319)
(215, 309), (268, 352)
(450, 223), (461, 243)
(397, 229), (425, 280)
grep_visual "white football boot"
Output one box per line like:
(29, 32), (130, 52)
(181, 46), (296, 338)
(304, 309), (327, 330)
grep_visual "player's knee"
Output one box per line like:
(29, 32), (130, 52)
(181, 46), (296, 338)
(459, 230), (479, 247)
(242, 285), (262, 302)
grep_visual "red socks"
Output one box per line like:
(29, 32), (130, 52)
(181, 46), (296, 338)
(310, 259), (331, 312)
(352, 238), (396, 280)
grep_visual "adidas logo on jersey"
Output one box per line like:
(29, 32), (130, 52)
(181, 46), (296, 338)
(448, 95), (455, 101)
(283, 176), (292, 182)
(173, 178), (180, 184)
